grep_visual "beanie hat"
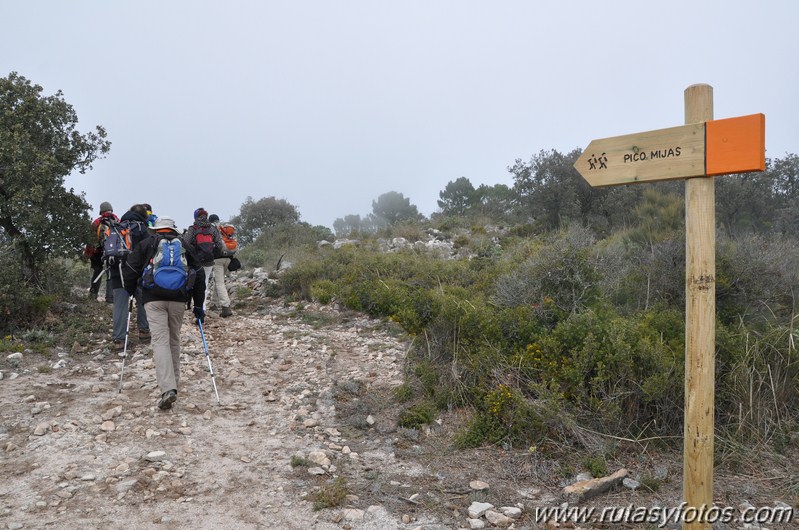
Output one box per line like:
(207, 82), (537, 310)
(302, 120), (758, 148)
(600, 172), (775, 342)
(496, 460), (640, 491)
(194, 208), (208, 220)
(100, 201), (113, 213)
(154, 216), (179, 233)
(208, 214), (220, 223)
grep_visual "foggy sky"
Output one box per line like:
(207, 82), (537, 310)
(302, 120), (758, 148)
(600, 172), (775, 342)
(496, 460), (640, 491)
(2, 0), (797, 230)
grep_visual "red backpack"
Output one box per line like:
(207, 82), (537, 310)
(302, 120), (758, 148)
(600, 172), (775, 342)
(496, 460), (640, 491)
(192, 224), (215, 262)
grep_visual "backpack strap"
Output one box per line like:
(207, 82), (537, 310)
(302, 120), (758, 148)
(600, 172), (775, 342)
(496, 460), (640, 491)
(145, 234), (162, 265)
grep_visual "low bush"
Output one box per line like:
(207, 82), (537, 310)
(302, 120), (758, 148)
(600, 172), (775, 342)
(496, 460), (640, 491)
(312, 477), (349, 510)
(0, 253), (84, 332)
(397, 400), (437, 429)
(455, 385), (547, 448)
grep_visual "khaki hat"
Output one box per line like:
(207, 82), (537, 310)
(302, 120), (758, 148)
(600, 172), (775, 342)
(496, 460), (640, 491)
(153, 216), (179, 233)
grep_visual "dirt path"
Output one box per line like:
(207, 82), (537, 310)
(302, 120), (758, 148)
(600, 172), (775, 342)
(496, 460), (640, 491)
(0, 300), (450, 529)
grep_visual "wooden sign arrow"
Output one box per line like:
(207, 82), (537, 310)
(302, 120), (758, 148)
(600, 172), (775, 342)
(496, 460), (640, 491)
(574, 113), (765, 187)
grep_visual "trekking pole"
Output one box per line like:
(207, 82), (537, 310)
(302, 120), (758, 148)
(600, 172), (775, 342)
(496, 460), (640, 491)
(117, 296), (134, 393)
(197, 319), (221, 405)
(92, 266), (107, 285)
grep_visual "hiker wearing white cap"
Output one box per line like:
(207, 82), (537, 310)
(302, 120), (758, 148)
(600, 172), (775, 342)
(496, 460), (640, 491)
(122, 216), (207, 410)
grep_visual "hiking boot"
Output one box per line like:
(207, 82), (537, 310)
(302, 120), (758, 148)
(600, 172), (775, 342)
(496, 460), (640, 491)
(112, 339), (124, 353)
(220, 306), (233, 318)
(138, 329), (151, 342)
(157, 389), (177, 410)
(209, 304), (218, 312)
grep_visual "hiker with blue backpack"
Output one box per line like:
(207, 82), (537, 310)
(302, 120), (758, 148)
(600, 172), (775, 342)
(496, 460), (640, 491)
(122, 216), (207, 410)
(104, 203), (151, 352)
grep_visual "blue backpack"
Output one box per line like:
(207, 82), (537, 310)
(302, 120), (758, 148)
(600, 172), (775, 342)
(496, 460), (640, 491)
(142, 236), (196, 294)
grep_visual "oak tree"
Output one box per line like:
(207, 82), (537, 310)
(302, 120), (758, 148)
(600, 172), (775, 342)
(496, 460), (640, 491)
(0, 72), (110, 285)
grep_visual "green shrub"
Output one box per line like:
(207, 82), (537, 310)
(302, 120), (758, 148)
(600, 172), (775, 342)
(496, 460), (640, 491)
(508, 224), (536, 238)
(526, 308), (683, 434)
(394, 383), (414, 403)
(716, 233), (799, 325)
(310, 279), (337, 304)
(23, 328), (55, 353)
(492, 224), (602, 314)
(582, 455), (608, 477)
(0, 253), (70, 331)
(397, 400), (437, 429)
(312, 477), (349, 510)
(279, 260), (328, 300)
(639, 474), (662, 492)
(454, 412), (496, 448)
(455, 386), (546, 448)
(388, 221), (426, 242)
(290, 455), (308, 467)
(0, 335), (23, 352)
(236, 286), (253, 298)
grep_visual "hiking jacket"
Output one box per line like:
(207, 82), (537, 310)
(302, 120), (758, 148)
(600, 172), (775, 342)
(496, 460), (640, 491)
(121, 232), (206, 307)
(183, 218), (229, 266)
(108, 210), (151, 289)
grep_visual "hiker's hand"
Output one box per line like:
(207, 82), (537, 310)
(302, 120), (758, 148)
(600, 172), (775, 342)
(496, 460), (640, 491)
(193, 306), (205, 324)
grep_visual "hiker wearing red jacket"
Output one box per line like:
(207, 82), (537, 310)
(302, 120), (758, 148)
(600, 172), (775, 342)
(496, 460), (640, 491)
(85, 201), (118, 302)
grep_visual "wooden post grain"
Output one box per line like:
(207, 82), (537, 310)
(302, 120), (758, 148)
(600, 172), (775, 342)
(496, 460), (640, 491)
(683, 83), (715, 530)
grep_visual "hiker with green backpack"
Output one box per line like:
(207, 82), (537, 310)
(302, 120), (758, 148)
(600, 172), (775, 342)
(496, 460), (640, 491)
(122, 216), (206, 411)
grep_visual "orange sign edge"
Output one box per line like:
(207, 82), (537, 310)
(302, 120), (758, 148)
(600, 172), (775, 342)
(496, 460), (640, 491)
(705, 113), (765, 176)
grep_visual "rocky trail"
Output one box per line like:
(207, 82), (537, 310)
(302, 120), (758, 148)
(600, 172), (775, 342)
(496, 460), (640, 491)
(1, 283), (797, 529)
(1, 298), (428, 529)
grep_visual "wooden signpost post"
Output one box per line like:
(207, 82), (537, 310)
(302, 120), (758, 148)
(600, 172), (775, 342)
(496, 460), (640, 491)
(574, 85), (765, 530)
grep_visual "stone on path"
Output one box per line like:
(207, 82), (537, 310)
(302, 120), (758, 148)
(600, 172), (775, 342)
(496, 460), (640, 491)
(485, 509), (514, 527)
(468, 501), (494, 519)
(33, 422), (49, 436)
(469, 480), (489, 491)
(563, 468), (629, 502)
(145, 451), (166, 462)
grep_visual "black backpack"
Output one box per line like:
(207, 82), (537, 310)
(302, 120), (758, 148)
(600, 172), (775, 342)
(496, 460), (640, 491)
(100, 219), (146, 263)
(192, 224), (215, 262)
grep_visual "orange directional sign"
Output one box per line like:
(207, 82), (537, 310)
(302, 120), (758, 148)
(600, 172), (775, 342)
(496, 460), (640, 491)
(574, 113), (765, 187)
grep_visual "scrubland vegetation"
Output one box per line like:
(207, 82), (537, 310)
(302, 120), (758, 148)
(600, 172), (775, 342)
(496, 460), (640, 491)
(230, 151), (799, 464)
